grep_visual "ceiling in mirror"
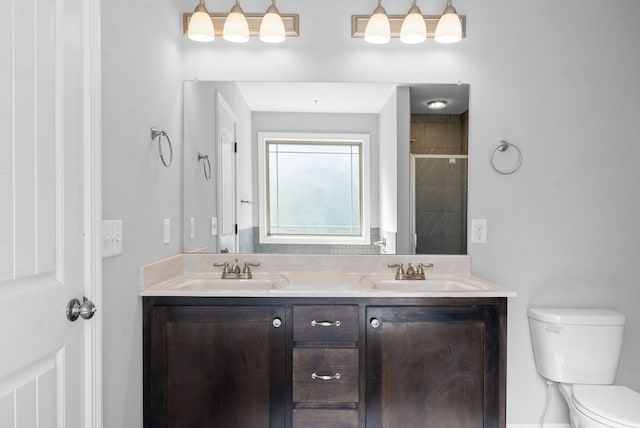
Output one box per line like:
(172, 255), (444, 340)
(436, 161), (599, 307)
(233, 82), (469, 115)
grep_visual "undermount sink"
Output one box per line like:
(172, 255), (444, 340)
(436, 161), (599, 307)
(166, 275), (289, 291)
(372, 279), (487, 292)
(359, 275), (490, 293)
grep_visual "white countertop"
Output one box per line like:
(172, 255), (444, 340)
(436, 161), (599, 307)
(140, 254), (516, 298)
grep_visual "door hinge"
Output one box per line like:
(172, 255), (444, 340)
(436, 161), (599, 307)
(235, 224), (238, 235)
(234, 142), (237, 153)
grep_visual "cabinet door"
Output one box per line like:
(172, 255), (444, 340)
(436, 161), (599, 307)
(366, 305), (504, 428)
(145, 305), (286, 428)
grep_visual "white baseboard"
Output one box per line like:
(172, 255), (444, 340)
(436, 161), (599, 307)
(507, 424), (571, 428)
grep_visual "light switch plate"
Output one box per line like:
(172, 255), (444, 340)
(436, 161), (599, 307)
(189, 217), (195, 239)
(163, 218), (171, 244)
(211, 217), (218, 236)
(102, 219), (123, 258)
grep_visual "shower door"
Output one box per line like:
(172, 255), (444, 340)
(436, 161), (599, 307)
(411, 155), (468, 254)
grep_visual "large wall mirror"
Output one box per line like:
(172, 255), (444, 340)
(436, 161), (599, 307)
(182, 81), (469, 255)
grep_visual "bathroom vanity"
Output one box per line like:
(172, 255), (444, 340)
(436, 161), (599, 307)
(141, 254), (514, 428)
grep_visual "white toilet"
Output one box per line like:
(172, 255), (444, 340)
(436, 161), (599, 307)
(528, 307), (640, 428)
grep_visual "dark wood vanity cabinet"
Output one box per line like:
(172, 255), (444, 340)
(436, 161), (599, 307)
(143, 297), (506, 428)
(143, 299), (287, 428)
(292, 305), (360, 428)
(366, 304), (506, 428)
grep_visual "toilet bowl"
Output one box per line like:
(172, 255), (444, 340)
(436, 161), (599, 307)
(559, 383), (640, 428)
(528, 308), (640, 428)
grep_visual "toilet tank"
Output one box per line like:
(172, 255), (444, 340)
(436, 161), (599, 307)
(528, 308), (626, 384)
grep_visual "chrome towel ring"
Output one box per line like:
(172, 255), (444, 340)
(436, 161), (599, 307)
(197, 152), (212, 181)
(150, 128), (173, 168)
(490, 140), (522, 175)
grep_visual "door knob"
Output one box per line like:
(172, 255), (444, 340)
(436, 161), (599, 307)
(66, 297), (97, 321)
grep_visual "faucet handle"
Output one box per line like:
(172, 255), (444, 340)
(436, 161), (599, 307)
(243, 261), (260, 272)
(387, 263), (405, 275)
(213, 261), (230, 274)
(242, 261), (260, 278)
(417, 263), (434, 275)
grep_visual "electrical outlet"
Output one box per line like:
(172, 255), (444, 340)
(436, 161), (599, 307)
(471, 219), (487, 244)
(102, 219), (123, 258)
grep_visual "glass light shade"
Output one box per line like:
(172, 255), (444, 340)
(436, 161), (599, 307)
(188, 3), (215, 42)
(400, 6), (426, 44)
(260, 5), (286, 43)
(223, 5), (249, 43)
(434, 6), (462, 43)
(427, 100), (447, 109)
(364, 6), (391, 44)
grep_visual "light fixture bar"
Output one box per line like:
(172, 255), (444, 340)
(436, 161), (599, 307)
(351, 15), (465, 39)
(183, 13), (299, 37)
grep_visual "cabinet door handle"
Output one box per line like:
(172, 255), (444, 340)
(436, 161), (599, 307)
(311, 372), (341, 381)
(370, 318), (380, 328)
(310, 320), (341, 327)
(272, 317), (282, 328)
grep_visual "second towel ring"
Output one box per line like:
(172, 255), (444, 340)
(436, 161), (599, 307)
(490, 140), (522, 175)
(150, 128), (173, 168)
(197, 152), (212, 181)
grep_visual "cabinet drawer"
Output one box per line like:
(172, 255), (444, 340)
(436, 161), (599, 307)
(293, 348), (359, 403)
(293, 409), (358, 428)
(293, 305), (359, 341)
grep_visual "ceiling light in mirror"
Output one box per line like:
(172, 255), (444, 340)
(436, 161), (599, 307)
(426, 100), (447, 110)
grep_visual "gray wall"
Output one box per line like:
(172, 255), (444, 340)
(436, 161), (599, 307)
(102, 0), (182, 427)
(183, 82), (218, 253)
(102, 0), (640, 426)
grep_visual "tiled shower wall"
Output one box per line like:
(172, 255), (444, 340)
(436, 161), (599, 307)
(411, 112), (468, 254)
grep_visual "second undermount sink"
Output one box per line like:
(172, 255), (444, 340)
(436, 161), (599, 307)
(360, 275), (490, 293)
(166, 275), (289, 291)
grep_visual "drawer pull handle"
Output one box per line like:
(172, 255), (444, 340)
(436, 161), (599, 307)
(311, 372), (341, 381)
(310, 320), (341, 327)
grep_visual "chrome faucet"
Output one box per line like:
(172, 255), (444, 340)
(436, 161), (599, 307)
(213, 259), (261, 279)
(387, 262), (434, 280)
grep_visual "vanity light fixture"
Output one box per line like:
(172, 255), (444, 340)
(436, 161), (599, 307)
(223, 1), (250, 43)
(364, 0), (391, 44)
(426, 100), (448, 109)
(352, 0), (465, 43)
(259, 0), (286, 43)
(434, 0), (462, 44)
(183, 1), (298, 43)
(400, 0), (427, 44)
(187, 0), (215, 42)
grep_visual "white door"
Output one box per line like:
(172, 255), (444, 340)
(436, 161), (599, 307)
(217, 94), (238, 253)
(0, 0), (97, 426)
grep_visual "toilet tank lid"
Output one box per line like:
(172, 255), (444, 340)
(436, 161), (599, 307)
(528, 308), (626, 325)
